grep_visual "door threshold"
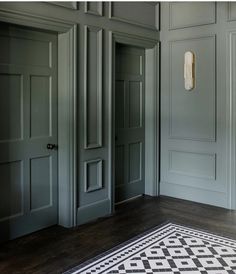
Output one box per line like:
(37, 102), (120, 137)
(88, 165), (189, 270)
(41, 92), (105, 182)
(115, 194), (143, 206)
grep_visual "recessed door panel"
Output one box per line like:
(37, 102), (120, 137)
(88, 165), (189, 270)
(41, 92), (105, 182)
(115, 44), (145, 203)
(30, 76), (51, 138)
(129, 81), (142, 128)
(115, 145), (125, 186)
(0, 161), (23, 221)
(0, 24), (58, 241)
(129, 142), (142, 183)
(30, 156), (52, 211)
(84, 25), (102, 149)
(115, 80), (125, 129)
(0, 74), (23, 142)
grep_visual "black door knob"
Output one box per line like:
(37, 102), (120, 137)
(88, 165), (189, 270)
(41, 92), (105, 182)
(47, 144), (58, 150)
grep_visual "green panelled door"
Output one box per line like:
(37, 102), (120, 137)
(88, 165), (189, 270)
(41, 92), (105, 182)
(0, 24), (58, 241)
(115, 44), (145, 203)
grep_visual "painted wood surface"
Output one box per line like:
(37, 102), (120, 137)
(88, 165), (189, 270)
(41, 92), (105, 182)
(2, 2), (236, 228)
(0, 2), (159, 227)
(115, 44), (145, 203)
(169, 2), (215, 30)
(0, 24), (58, 241)
(160, 2), (236, 209)
(109, 2), (159, 30)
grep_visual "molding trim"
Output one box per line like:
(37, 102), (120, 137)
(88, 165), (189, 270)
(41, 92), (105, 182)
(0, 8), (75, 33)
(58, 25), (77, 228)
(84, 2), (103, 17)
(169, 2), (216, 30)
(0, 8), (77, 228)
(108, 30), (159, 213)
(108, 2), (159, 31)
(228, 3), (236, 22)
(84, 158), (103, 193)
(110, 31), (158, 50)
(84, 25), (103, 149)
(47, 2), (78, 10)
(168, 35), (216, 142)
(160, 181), (227, 208)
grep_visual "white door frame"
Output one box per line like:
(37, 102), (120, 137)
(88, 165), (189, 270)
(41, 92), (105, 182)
(0, 9), (77, 227)
(108, 31), (160, 212)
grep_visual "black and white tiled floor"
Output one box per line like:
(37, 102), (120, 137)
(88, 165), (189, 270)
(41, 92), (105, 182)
(65, 223), (236, 274)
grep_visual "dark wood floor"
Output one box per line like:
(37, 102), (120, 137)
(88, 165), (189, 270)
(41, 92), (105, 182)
(1, 195), (236, 274)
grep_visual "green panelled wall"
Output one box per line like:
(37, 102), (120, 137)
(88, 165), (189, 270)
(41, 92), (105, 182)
(2, 2), (236, 231)
(160, 2), (236, 209)
(0, 1), (159, 226)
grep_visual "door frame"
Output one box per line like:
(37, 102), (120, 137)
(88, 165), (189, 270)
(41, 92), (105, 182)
(0, 9), (77, 227)
(108, 31), (159, 212)
(227, 30), (236, 210)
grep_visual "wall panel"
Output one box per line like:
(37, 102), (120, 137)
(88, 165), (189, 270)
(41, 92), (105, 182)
(160, 2), (228, 208)
(109, 2), (159, 30)
(169, 2), (216, 30)
(169, 150), (216, 180)
(169, 36), (216, 141)
(84, 25), (103, 149)
(84, 159), (103, 192)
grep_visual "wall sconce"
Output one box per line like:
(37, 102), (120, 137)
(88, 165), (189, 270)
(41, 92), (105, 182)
(184, 51), (195, 91)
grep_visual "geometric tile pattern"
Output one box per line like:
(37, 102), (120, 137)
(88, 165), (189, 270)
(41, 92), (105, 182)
(64, 223), (236, 274)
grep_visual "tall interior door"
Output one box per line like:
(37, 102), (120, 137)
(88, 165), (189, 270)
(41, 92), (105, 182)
(0, 23), (58, 241)
(115, 44), (145, 204)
